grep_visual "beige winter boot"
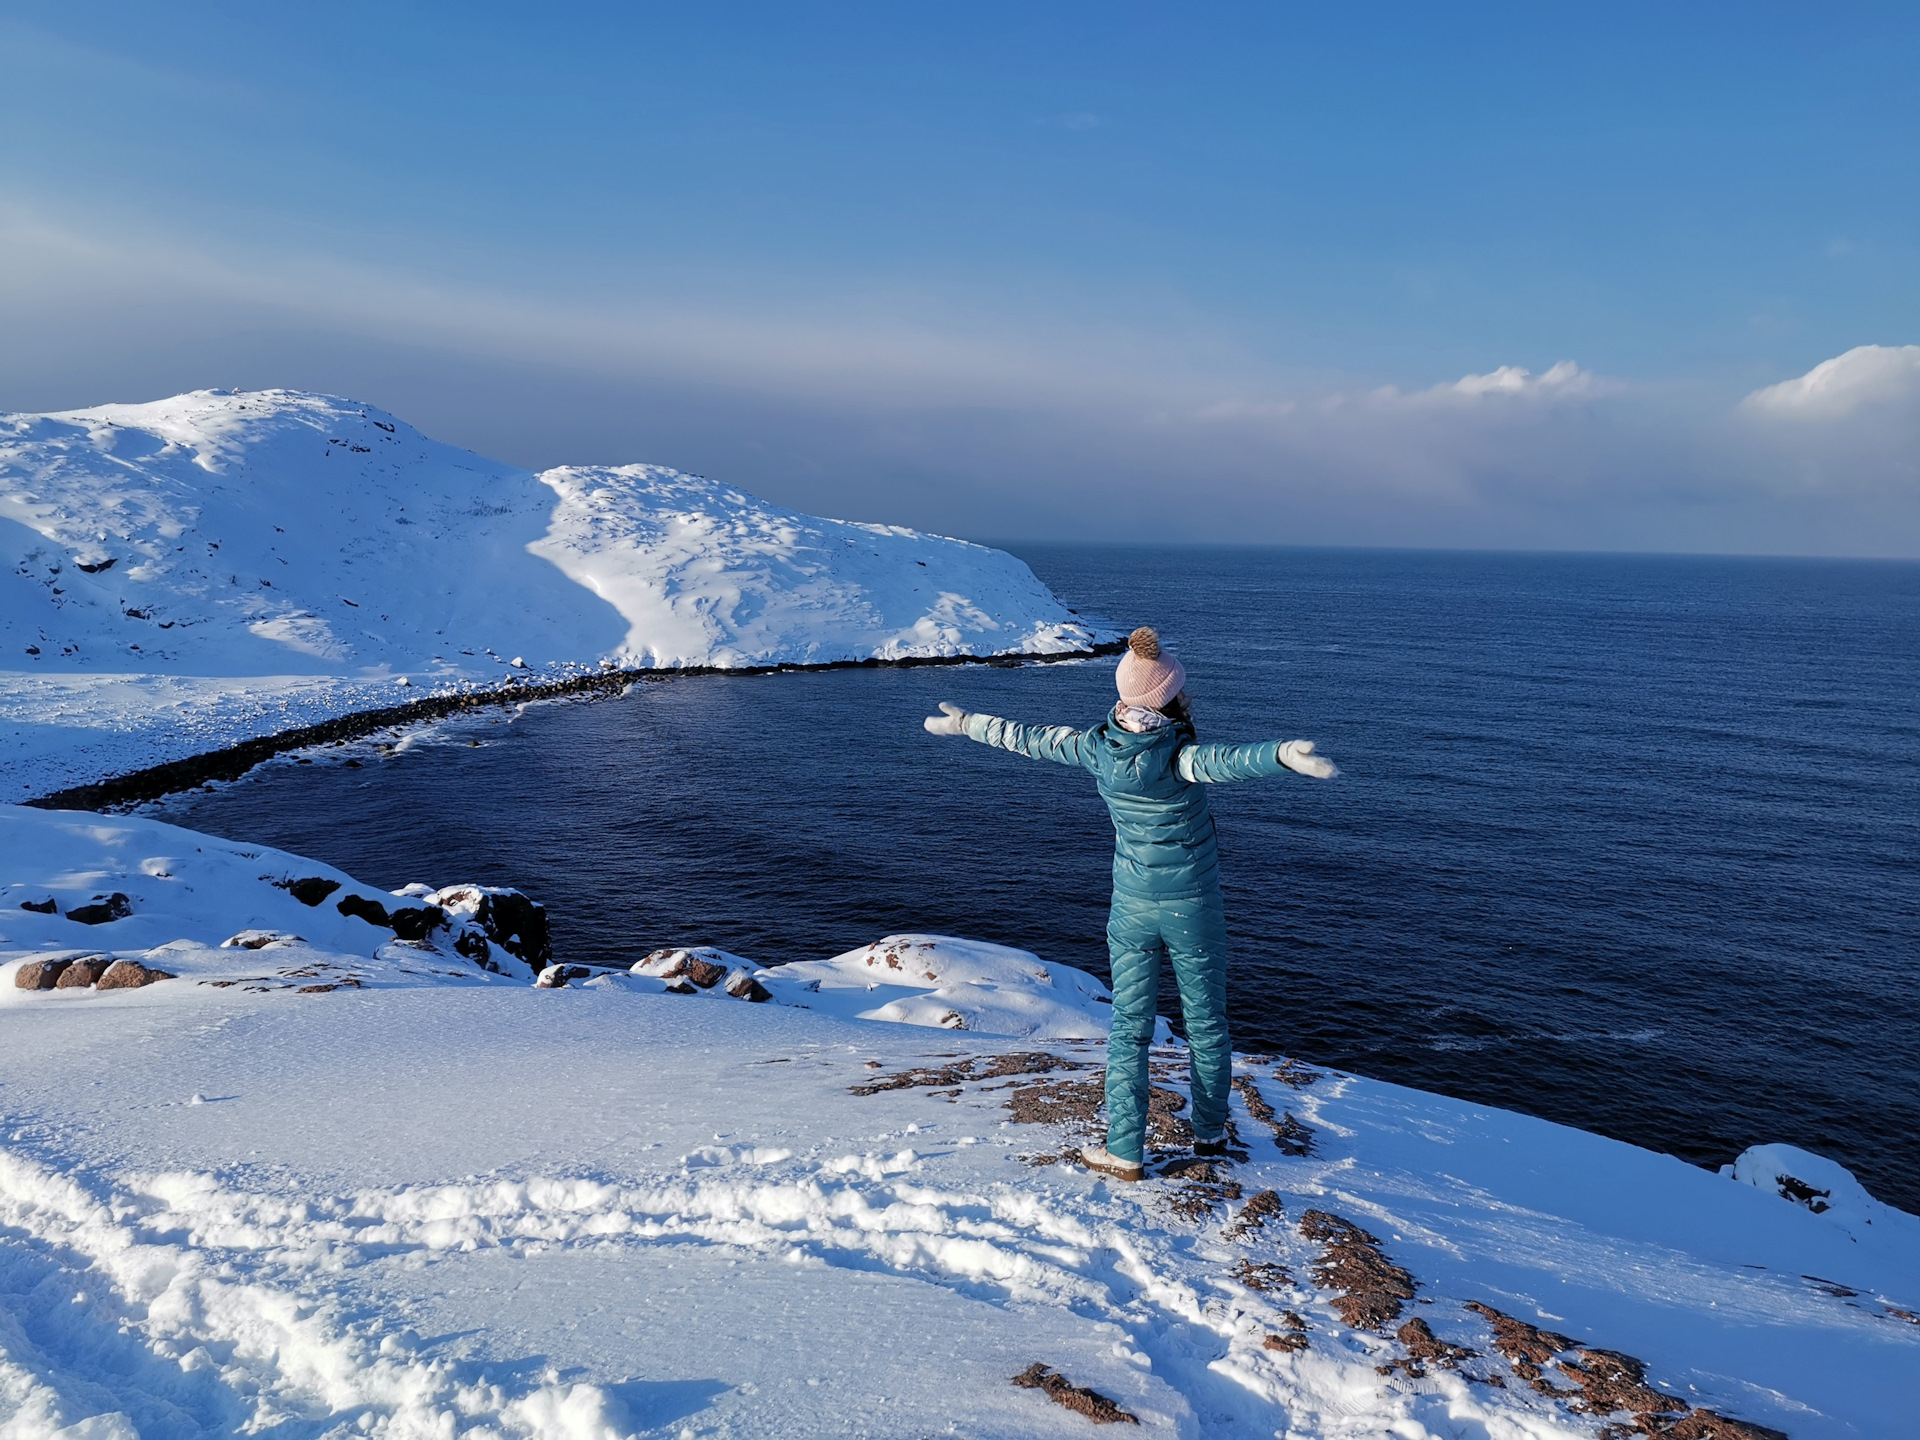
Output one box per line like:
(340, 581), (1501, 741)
(1078, 1144), (1144, 1183)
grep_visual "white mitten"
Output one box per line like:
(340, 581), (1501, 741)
(1278, 740), (1337, 779)
(923, 701), (969, 737)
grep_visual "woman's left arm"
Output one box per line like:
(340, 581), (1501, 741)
(1177, 739), (1338, 783)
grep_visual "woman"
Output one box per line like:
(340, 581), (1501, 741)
(923, 626), (1337, 1182)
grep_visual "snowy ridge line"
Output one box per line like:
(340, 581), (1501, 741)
(24, 642), (1123, 810)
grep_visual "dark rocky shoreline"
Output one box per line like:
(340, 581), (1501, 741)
(25, 642), (1126, 812)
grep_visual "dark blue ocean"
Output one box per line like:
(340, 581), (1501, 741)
(153, 548), (1920, 1212)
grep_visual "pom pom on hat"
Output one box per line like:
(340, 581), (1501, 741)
(1116, 626), (1186, 710)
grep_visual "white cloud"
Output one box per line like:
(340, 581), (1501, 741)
(1741, 344), (1920, 420)
(1378, 359), (1612, 406)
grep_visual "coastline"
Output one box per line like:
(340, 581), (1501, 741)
(21, 640), (1126, 812)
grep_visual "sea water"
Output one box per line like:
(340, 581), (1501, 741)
(155, 547), (1920, 1211)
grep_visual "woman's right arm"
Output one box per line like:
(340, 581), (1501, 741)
(924, 703), (1092, 768)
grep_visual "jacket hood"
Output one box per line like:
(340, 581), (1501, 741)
(1100, 706), (1190, 754)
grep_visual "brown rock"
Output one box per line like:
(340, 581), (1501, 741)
(54, 957), (112, 988)
(96, 959), (175, 990)
(1010, 1364), (1138, 1425)
(685, 957), (726, 988)
(14, 957), (73, 989)
(724, 968), (772, 1002)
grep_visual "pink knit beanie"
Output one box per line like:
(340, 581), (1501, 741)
(1115, 627), (1186, 709)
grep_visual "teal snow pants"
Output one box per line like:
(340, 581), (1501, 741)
(1104, 886), (1230, 1164)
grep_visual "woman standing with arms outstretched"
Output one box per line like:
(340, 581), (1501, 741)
(923, 626), (1338, 1182)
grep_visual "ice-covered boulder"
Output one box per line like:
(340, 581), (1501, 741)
(1724, 1143), (1920, 1259)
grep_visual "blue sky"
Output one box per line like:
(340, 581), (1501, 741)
(2, 2), (1916, 553)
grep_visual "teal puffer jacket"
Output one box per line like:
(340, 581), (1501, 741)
(962, 709), (1298, 900)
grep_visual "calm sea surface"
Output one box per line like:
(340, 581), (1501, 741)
(153, 547), (1920, 1212)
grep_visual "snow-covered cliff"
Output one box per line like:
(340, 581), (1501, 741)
(0, 389), (1109, 793)
(2, 804), (1912, 1439)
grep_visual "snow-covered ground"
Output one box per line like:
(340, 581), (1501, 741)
(3, 805), (1912, 1439)
(0, 389), (1109, 795)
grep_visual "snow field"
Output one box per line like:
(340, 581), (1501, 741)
(4, 973), (1914, 1439)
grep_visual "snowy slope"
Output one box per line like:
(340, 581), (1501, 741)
(622, 933), (1175, 1042)
(0, 389), (1106, 793)
(533, 464), (1102, 668)
(2, 806), (1912, 1440)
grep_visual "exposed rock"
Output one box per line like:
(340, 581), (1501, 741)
(96, 959), (175, 989)
(1379, 1318), (1479, 1379)
(1010, 1364), (1137, 1425)
(275, 876), (342, 907)
(1233, 1075), (1314, 1156)
(1299, 1210), (1417, 1331)
(1561, 1347), (1687, 1419)
(54, 956), (113, 988)
(1461, 1302), (1787, 1438)
(1271, 1058), (1322, 1088)
(453, 928), (493, 965)
(336, 893), (392, 928)
(1231, 1259), (1293, 1292)
(686, 957), (726, 988)
(14, 957), (73, 989)
(66, 892), (132, 925)
(852, 1050), (1086, 1096)
(1225, 1189), (1286, 1240)
(534, 964), (593, 989)
(388, 905), (445, 942)
(724, 967), (772, 1002)
(19, 897), (58, 914)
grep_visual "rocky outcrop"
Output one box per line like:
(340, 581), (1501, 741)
(15, 954), (173, 990)
(387, 905), (444, 942)
(66, 893), (132, 925)
(426, 886), (551, 970)
(336, 893), (392, 928)
(275, 876), (342, 907)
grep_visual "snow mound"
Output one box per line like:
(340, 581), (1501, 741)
(0, 387), (1101, 678)
(0, 389), (616, 677)
(1726, 1143), (1920, 1260)
(533, 464), (1101, 667)
(0, 804), (543, 998)
(755, 933), (1170, 1042)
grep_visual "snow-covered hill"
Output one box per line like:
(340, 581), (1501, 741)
(0, 389), (1108, 793)
(2, 805), (1913, 1439)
